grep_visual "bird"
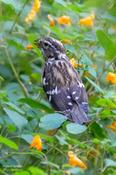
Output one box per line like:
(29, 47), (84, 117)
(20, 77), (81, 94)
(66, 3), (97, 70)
(34, 36), (90, 124)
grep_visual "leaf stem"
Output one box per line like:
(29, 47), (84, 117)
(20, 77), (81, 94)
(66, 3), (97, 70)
(9, 0), (29, 34)
(5, 48), (29, 97)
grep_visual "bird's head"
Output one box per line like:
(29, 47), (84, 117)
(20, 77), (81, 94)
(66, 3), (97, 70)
(34, 37), (65, 60)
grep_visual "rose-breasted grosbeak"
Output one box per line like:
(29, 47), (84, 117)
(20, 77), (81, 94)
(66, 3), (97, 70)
(34, 37), (90, 124)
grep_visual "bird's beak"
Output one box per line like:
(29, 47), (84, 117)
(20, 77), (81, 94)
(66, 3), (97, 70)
(34, 39), (42, 48)
(35, 39), (44, 50)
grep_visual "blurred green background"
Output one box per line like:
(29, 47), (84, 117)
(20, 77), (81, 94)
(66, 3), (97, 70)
(0, 0), (116, 174)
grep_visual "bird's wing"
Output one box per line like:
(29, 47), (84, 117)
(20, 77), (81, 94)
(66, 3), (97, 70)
(68, 83), (89, 124)
(44, 83), (89, 124)
(70, 83), (89, 114)
(42, 60), (89, 124)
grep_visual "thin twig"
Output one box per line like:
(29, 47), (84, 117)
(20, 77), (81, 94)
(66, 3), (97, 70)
(5, 47), (29, 97)
(9, 0), (29, 34)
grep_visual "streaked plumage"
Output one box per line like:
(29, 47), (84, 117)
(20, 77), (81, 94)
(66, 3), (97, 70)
(34, 37), (90, 124)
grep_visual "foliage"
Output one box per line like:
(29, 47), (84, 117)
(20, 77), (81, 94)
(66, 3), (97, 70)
(0, 0), (116, 174)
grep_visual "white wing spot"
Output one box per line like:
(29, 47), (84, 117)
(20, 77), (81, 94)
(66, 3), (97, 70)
(51, 89), (55, 94)
(78, 81), (84, 88)
(67, 96), (71, 99)
(54, 86), (58, 94)
(47, 87), (60, 95)
(75, 96), (79, 100)
(49, 95), (51, 102)
(51, 87), (57, 94)
(48, 57), (54, 61)
(72, 91), (76, 95)
(82, 102), (88, 104)
(68, 102), (73, 106)
(46, 90), (51, 94)
(65, 109), (70, 112)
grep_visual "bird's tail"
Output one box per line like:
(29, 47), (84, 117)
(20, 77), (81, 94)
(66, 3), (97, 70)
(70, 104), (90, 124)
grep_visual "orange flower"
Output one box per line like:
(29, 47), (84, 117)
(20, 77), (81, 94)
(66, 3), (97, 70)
(79, 14), (95, 27)
(70, 58), (78, 68)
(25, 44), (33, 50)
(107, 122), (116, 131)
(106, 72), (116, 84)
(68, 151), (87, 169)
(57, 16), (71, 25)
(25, 0), (41, 24)
(47, 15), (55, 27)
(30, 135), (42, 151)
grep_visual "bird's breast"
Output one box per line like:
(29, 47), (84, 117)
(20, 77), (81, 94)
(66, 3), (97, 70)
(43, 60), (78, 90)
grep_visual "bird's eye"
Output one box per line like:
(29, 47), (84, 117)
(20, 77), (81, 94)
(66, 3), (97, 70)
(43, 42), (49, 48)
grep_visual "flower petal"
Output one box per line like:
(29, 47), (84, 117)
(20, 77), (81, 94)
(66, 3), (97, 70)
(57, 16), (71, 25)
(30, 135), (42, 151)
(68, 151), (87, 169)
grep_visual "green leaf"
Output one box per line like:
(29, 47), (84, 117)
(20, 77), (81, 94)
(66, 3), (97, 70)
(90, 122), (106, 139)
(1, 0), (21, 11)
(55, 0), (67, 6)
(96, 30), (116, 59)
(96, 98), (116, 108)
(0, 76), (4, 82)
(69, 167), (84, 175)
(21, 134), (33, 144)
(86, 77), (104, 93)
(28, 167), (45, 175)
(4, 108), (28, 129)
(66, 123), (87, 135)
(41, 161), (59, 169)
(4, 102), (25, 115)
(100, 109), (112, 119)
(39, 113), (67, 130)
(0, 135), (18, 150)
(14, 171), (30, 175)
(56, 135), (68, 145)
(19, 98), (53, 113)
(88, 67), (97, 78)
(105, 159), (116, 168)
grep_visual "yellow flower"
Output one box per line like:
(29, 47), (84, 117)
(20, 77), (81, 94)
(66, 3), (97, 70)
(70, 58), (78, 68)
(47, 15), (55, 27)
(68, 151), (87, 169)
(30, 135), (42, 151)
(25, 0), (41, 24)
(106, 72), (116, 84)
(107, 122), (116, 131)
(84, 71), (90, 77)
(25, 44), (33, 50)
(57, 16), (71, 25)
(79, 14), (95, 27)
(62, 39), (72, 44)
